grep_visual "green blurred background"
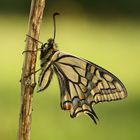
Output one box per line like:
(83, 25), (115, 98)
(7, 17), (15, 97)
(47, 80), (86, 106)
(0, 0), (140, 140)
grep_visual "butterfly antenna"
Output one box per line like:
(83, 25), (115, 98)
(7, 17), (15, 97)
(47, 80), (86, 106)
(26, 34), (44, 45)
(53, 12), (60, 42)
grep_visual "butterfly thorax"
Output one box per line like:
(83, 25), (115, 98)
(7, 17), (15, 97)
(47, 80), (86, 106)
(40, 38), (58, 67)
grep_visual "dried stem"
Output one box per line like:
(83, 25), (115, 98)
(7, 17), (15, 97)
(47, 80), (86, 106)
(18, 0), (45, 140)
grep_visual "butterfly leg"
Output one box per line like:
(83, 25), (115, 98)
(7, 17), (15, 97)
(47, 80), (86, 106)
(23, 34), (50, 54)
(22, 49), (40, 54)
(25, 34), (44, 45)
(20, 68), (42, 83)
(24, 68), (42, 78)
(22, 34), (45, 54)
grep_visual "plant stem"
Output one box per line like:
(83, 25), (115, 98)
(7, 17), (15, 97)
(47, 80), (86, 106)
(18, 0), (45, 140)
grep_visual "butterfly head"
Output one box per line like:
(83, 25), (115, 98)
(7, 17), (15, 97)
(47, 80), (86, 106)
(47, 38), (54, 46)
(40, 38), (58, 66)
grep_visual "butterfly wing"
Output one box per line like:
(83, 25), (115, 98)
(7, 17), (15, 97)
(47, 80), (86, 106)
(53, 52), (127, 123)
(37, 66), (53, 92)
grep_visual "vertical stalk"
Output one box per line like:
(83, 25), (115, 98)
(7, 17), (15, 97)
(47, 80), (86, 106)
(18, 0), (45, 140)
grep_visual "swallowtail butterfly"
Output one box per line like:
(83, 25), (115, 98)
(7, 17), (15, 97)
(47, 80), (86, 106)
(26, 13), (127, 124)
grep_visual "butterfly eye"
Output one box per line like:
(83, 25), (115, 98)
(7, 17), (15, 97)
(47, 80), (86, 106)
(40, 45), (46, 50)
(47, 38), (54, 45)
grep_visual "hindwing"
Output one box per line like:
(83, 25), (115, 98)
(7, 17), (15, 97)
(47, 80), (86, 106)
(53, 52), (127, 123)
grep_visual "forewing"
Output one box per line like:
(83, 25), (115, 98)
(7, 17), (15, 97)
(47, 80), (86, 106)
(37, 66), (53, 92)
(54, 52), (127, 123)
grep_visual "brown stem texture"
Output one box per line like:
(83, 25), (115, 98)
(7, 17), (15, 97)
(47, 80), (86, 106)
(18, 0), (45, 140)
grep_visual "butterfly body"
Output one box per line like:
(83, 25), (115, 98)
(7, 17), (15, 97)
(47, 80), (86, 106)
(37, 38), (127, 124)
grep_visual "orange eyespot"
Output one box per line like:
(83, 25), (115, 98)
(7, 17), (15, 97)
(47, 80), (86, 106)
(63, 102), (72, 110)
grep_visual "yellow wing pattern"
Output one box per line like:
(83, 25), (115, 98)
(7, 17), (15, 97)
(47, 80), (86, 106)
(53, 52), (127, 123)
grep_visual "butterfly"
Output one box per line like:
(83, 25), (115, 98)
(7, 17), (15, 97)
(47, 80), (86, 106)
(26, 13), (128, 124)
